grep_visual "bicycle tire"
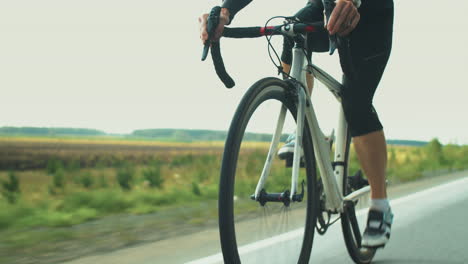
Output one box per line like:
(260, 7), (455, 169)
(219, 77), (319, 264)
(341, 131), (377, 264)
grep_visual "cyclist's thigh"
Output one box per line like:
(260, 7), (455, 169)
(353, 3), (394, 69)
(339, 2), (394, 137)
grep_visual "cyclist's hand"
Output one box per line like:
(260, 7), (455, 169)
(199, 8), (230, 44)
(326, 0), (360, 36)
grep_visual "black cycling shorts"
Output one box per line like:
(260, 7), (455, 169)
(282, 0), (394, 137)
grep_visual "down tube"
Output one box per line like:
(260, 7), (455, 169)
(305, 102), (343, 211)
(333, 106), (348, 195)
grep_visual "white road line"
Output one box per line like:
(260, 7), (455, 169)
(185, 229), (303, 264)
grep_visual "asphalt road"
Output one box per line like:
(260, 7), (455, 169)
(66, 171), (468, 264)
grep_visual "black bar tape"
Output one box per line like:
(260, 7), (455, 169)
(211, 42), (235, 88)
(223, 27), (263, 38)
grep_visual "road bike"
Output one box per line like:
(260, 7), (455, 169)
(202, 6), (376, 264)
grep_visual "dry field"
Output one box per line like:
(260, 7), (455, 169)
(0, 137), (230, 170)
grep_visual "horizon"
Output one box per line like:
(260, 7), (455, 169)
(0, 126), (436, 144)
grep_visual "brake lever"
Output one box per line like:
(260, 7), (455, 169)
(322, 0), (337, 55)
(201, 6), (222, 61)
(201, 43), (210, 61)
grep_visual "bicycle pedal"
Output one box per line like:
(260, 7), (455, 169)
(347, 170), (369, 190)
(284, 155), (305, 168)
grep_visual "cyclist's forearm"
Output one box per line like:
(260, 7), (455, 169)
(221, 0), (253, 23)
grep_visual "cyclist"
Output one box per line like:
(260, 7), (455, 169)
(199, 0), (394, 249)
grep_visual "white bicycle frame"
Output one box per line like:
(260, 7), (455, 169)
(253, 44), (371, 213)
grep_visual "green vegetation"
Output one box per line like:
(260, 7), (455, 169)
(116, 164), (135, 191)
(1, 171), (20, 204)
(78, 172), (94, 189)
(142, 161), (164, 188)
(0, 136), (465, 263)
(0, 137), (462, 226)
(46, 158), (64, 175)
(52, 169), (66, 189)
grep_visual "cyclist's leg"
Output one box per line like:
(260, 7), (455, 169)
(354, 132), (387, 199)
(340, 2), (394, 200)
(339, 1), (394, 248)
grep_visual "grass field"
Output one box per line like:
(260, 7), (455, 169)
(0, 136), (467, 263)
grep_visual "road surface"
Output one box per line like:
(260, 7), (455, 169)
(66, 171), (468, 264)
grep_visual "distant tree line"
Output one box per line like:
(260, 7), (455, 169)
(131, 129), (289, 142)
(0, 127), (106, 136)
(0, 126), (428, 146)
(132, 129), (428, 145)
(386, 140), (428, 147)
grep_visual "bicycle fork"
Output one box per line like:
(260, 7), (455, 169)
(251, 98), (305, 207)
(251, 79), (324, 205)
(251, 42), (310, 206)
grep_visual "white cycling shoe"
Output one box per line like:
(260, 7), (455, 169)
(277, 131), (334, 164)
(361, 208), (394, 248)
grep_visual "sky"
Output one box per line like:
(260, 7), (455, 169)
(0, 0), (467, 144)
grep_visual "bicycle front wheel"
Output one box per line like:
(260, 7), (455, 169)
(341, 132), (376, 264)
(219, 77), (318, 264)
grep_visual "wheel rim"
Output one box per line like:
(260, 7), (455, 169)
(341, 133), (376, 264)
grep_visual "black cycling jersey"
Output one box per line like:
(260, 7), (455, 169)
(221, 0), (252, 22)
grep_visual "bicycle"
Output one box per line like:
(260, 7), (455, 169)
(202, 6), (376, 264)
